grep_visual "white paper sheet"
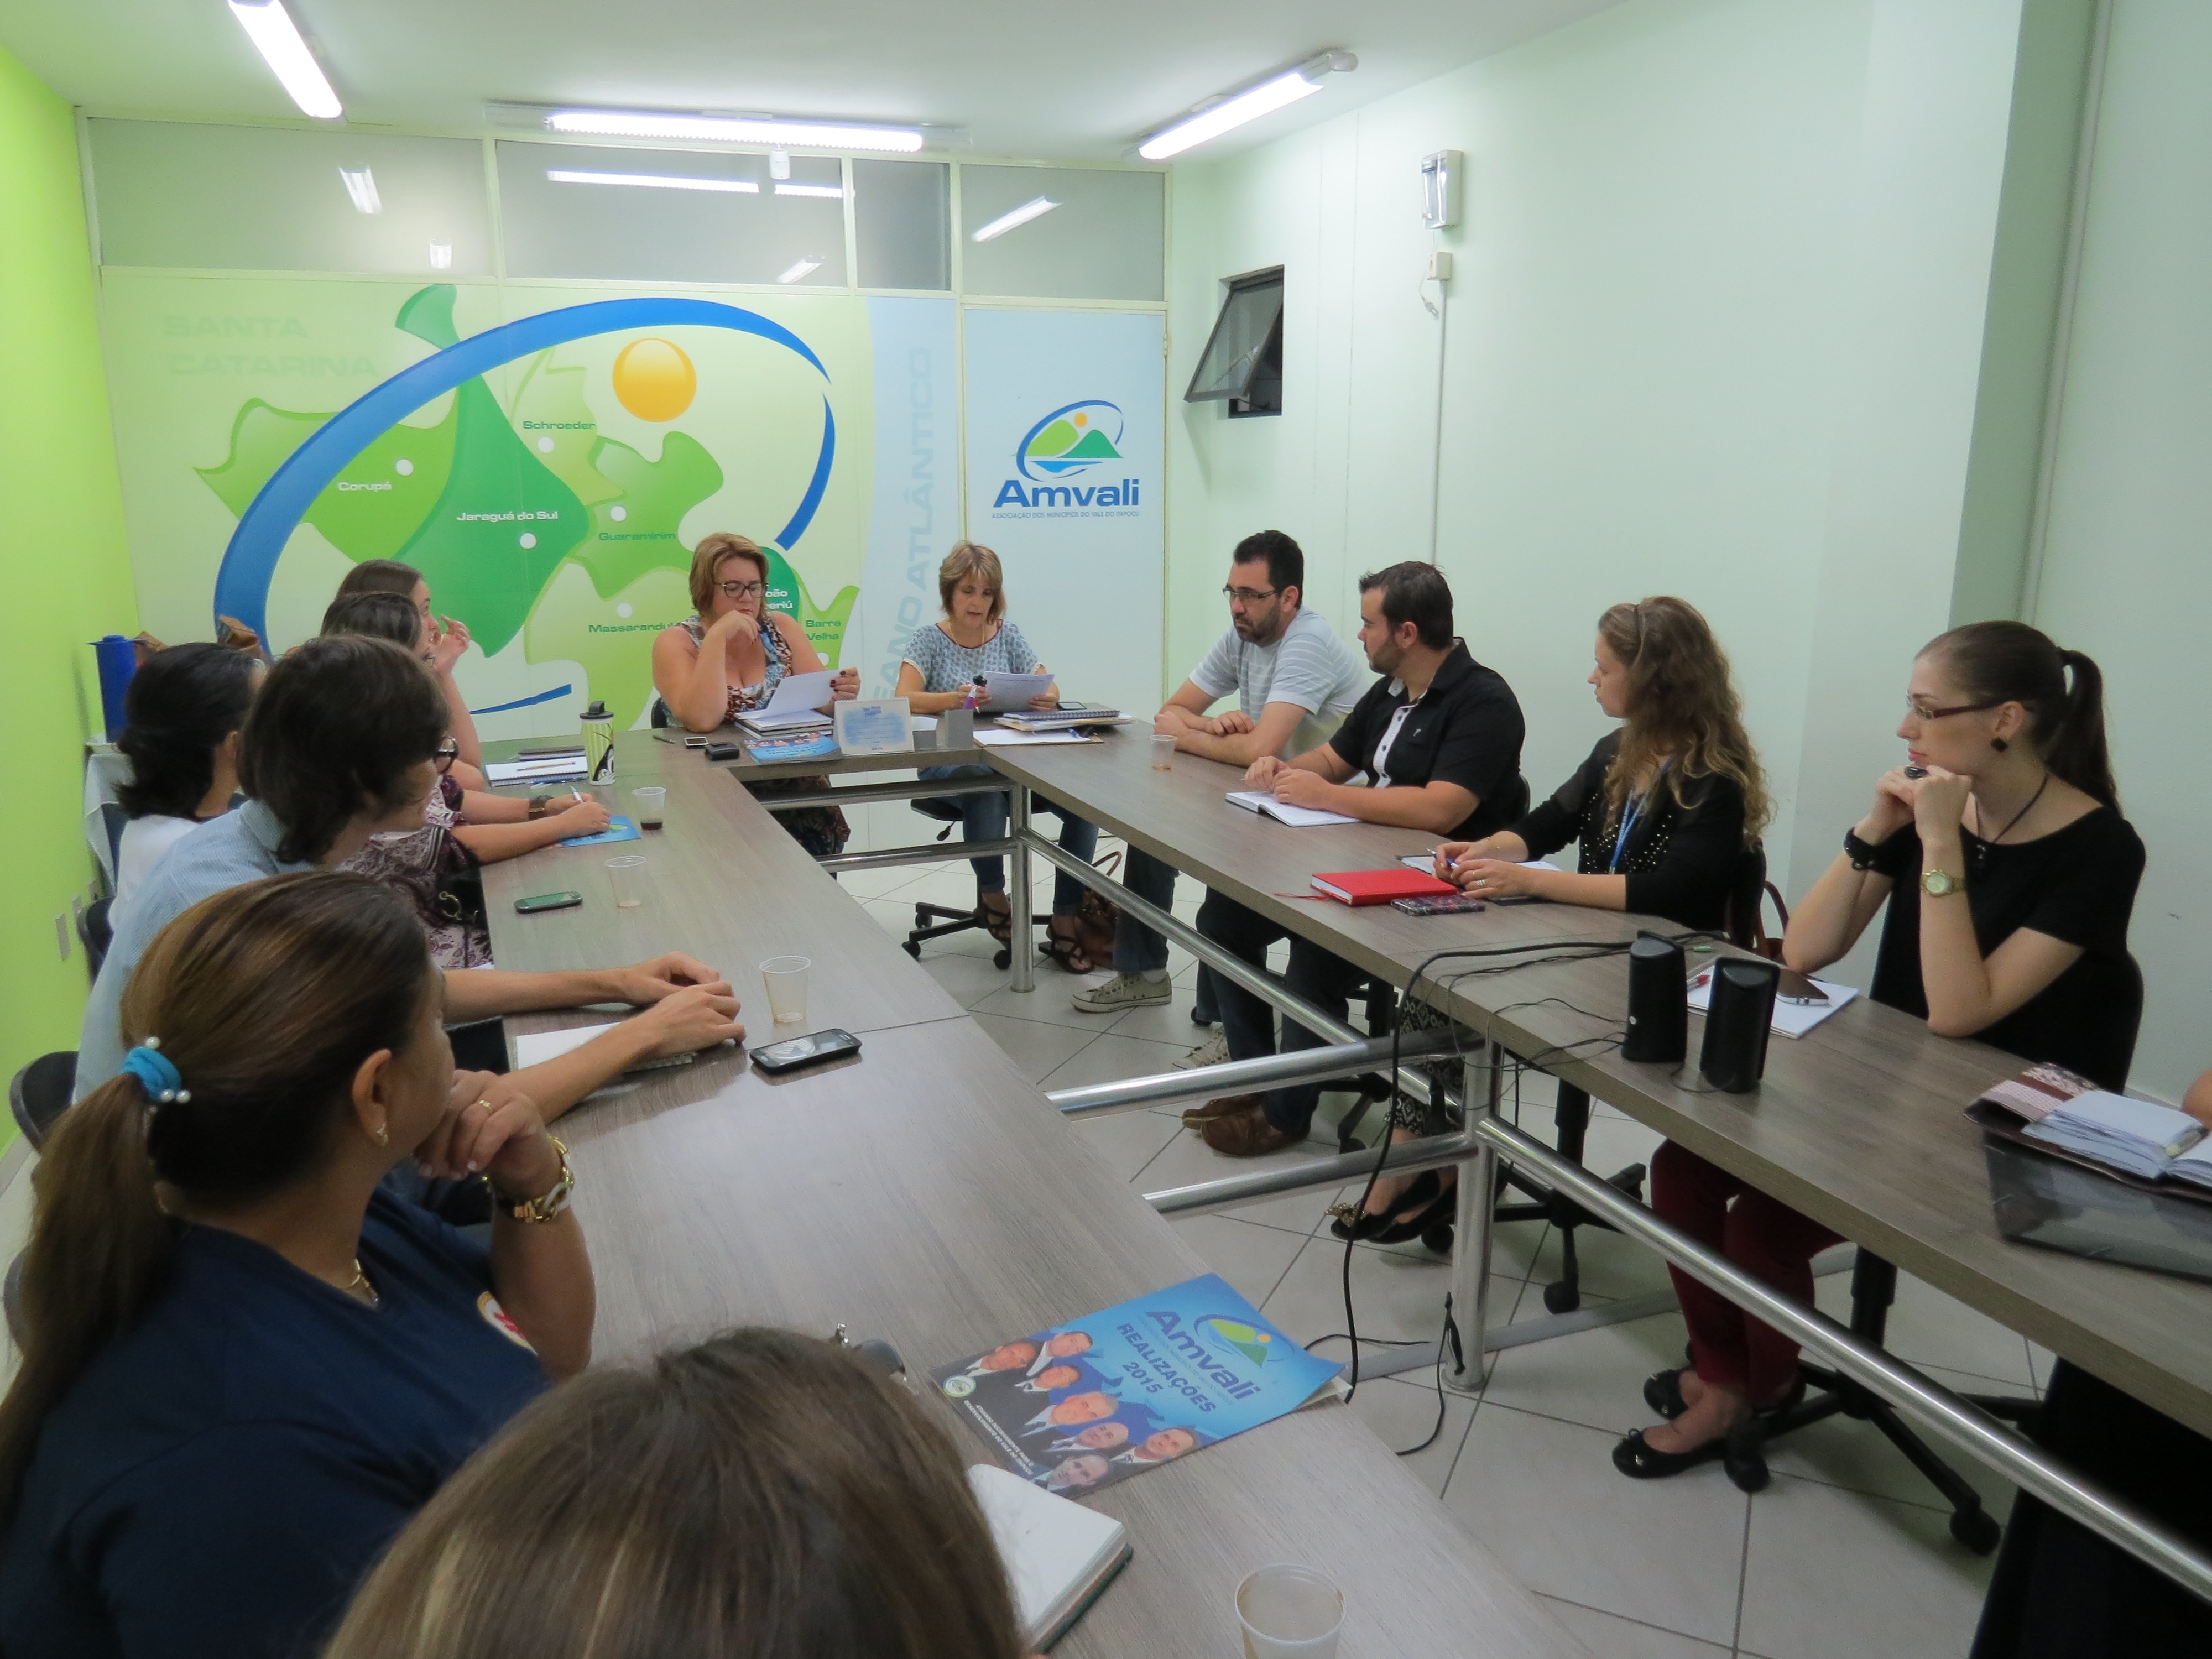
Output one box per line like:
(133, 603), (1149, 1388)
(1687, 968), (1859, 1038)
(973, 728), (1100, 747)
(973, 671), (1055, 712)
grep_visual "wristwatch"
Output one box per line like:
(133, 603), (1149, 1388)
(495, 1134), (575, 1223)
(1921, 868), (1964, 899)
(526, 795), (554, 821)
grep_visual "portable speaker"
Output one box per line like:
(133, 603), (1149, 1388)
(1622, 932), (1688, 1063)
(1700, 958), (1781, 1093)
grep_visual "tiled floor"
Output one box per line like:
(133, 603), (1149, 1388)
(859, 818), (2022, 1659)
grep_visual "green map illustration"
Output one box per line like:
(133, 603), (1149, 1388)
(195, 284), (856, 727)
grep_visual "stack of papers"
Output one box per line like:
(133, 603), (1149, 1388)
(484, 752), (588, 785)
(734, 670), (836, 734)
(1225, 790), (1357, 828)
(1688, 967), (1858, 1039)
(972, 671), (1055, 712)
(997, 706), (1128, 732)
(967, 1465), (1131, 1651)
(974, 728), (1099, 748)
(2023, 1092), (2212, 1187)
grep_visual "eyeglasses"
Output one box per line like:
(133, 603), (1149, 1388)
(1222, 585), (1278, 606)
(717, 580), (766, 600)
(432, 738), (461, 774)
(1904, 697), (2002, 723)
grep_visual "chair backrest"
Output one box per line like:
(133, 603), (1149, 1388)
(3, 1252), (23, 1353)
(77, 898), (113, 981)
(1491, 772), (1532, 831)
(649, 696), (670, 729)
(10, 1050), (79, 1150)
(1723, 839), (1788, 955)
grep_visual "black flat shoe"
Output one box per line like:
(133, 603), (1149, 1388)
(1371, 1180), (1458, 1245)
(1612, 1427), (1724, 1480)
(1328, 1170), (1441, 1241)
(1642, 1368), (1692, 1421)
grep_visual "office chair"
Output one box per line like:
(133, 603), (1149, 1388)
(1494, 840), (1787, 1313)
(77, 898), (113, 982)
(900, 791), (1053, 971)
(9, 1051), (77, 1151)
(4, 1252), (22, 1352)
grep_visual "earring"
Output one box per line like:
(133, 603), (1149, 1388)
(1991, 738), (2008, 753)
(371, 1123), (390, 1147)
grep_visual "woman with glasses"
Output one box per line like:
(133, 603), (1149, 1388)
(1616, 622), (2142, 1496)
(653, 534), (860, 855)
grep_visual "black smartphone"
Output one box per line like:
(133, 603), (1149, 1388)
(749, 1028), (862, 1073)
(1391, 893), (1488, 916)
(703, 740), (744, 762)
(514, 890), (583, 914)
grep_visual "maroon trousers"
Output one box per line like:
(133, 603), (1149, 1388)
(1649, 1141), (1843, 1402)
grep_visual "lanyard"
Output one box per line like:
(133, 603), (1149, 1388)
(1609, 762), (1667, 873)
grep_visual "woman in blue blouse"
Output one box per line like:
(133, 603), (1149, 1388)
(896, 542), (1103, 969)
(0, 872), (593, 1659)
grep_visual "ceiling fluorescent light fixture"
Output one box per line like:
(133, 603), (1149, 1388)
(1138, 50), (1355, 161)
(548, 169), (759, 194)
(972, 196), (1058, 242)
(777, 257), (823, 284)
(545, 109), (923, 152)
(227, 0), (343, 121)
(337, 167), (381, 215)
(773, 182), (844, 199)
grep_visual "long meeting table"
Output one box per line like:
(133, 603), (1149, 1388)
(479, 731), (1596, 1659)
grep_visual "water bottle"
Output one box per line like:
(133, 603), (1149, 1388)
(581, 700), (614, 785)
(93, 635), (139, 742)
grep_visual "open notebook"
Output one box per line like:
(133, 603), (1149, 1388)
(1225, 790), (1357, 828)
(968, 1464), (1130, 1650)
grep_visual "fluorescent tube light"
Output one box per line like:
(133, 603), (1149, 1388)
(777, 258), (823, 283)
(227, 0), (343, 121)
(427, 242), (453, 269)
(972, 196), (1058, 242)
(1138, 51), (1355, 161)
(545, 109), (923, 152)
(773, 182), (844, 199)
(547, 169), (759, 194)
(338, 168), (381, 215)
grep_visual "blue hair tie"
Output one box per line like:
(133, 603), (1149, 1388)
(119, 1039), (189, 1106)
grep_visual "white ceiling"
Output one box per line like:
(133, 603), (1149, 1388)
(2, 0), (1620, 162)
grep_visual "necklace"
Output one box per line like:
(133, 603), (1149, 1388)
(1968, 771), (2051, 875)
(344, 1258), (381, 1310)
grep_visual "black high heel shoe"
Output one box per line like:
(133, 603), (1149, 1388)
(1326, 1171), (1441, 1241)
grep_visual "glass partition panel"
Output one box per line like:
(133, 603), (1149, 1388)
(959, 165), (1164, 301)
(853, 159), (950, 291)
(497, 143), (847, 285)
(88, 119), (491, 274)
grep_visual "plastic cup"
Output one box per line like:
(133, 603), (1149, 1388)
(761, 955), (811, 1027)
(631, 786), (666, 828)
(1150, 733), (1176, 771)
(1235, 1564), (1343, 1659)
(606, 855), (647, 910)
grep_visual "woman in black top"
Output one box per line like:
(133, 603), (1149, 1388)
(1329, 598), (1768, 1239)
(1618, 625), (2150, 1505)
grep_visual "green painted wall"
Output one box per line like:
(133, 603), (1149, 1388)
(0, 44), (137, 1124)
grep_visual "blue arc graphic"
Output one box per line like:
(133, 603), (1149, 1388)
(212, 296), (834, 644)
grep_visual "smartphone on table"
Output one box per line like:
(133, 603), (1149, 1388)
(514, 891), (583, 915)
(749, 1029), (862, 1073)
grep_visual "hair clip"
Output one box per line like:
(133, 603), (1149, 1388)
(119, 1041), (190, 1106)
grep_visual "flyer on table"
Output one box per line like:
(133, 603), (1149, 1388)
(932, 1274), (1342, 1498)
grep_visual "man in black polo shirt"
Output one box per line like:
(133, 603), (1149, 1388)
(1192, 561), (1527, 1157)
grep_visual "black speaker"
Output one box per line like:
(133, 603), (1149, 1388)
(1623, 931), (1688, 1063)
(1700, 958), (1780, 1093)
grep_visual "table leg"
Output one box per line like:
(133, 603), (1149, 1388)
(1008, 782), (1034, 992)
(1447, 1042), (1500, 1396)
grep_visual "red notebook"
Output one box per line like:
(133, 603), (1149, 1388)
(1310, 868), (1457, 906)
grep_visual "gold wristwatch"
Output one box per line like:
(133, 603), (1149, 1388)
(1921, 868), (1964, 899)
(495, 1135), (575, 1223)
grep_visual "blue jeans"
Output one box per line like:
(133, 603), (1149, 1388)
(1114, 847), (1220, 1018)
(920, 765), (1098, 914)
(1198, 890), (1369, 1137)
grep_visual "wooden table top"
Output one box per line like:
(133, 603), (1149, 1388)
(985, 737), (2212, 1438)
(481, 731), (1592, 1659)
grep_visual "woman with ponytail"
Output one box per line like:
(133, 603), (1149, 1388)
(1616, 622), (2143, 1494)
(0, 872), (593, 1659)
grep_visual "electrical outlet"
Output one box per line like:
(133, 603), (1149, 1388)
(56, 913), (71, 961)
(1426, 251), (1455, 283)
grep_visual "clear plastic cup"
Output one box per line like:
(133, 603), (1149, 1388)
(606, 855), (648, 909)
(630, 786), (666, 828)
(1235, 1564), (1343, 1659)
(761, 956), (811, 1027)
(1150, 733), (1176, 771)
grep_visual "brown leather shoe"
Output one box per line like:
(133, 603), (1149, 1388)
(1201, 1104), (1300, 1157)
(1181, 1092), (1258, 1130)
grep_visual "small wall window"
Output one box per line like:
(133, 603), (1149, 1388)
(1185, 267), (1282, 418)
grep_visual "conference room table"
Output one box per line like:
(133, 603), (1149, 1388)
(981, 732), (2212, 1445)
(480, 731), (1594, 1659)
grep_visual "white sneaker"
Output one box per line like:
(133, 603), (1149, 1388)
(1071, 972), (1173, 1014)
(1175, 1029), (1232, 1070)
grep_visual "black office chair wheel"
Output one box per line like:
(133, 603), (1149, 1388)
(1542, 1279), (1580, 1315)
(1949, 1506), (2001, 1554)
(993, 947), (1012, 969)
(1421, 1222), (1454, 1256)
(902, 940), (921, 959)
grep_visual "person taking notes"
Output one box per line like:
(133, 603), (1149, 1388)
(1192, 562), (1527, 1159)
(1073, 531), (1364, 1026)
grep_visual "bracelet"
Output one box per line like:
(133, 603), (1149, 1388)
(526, 795), (553, 821)
(491, 1134), (575, 1224)
(1843, 828), (1888, 872)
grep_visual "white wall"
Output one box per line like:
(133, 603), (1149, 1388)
(2030, 0), (2212, 1101)
(1164, 0), (2034, 924)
